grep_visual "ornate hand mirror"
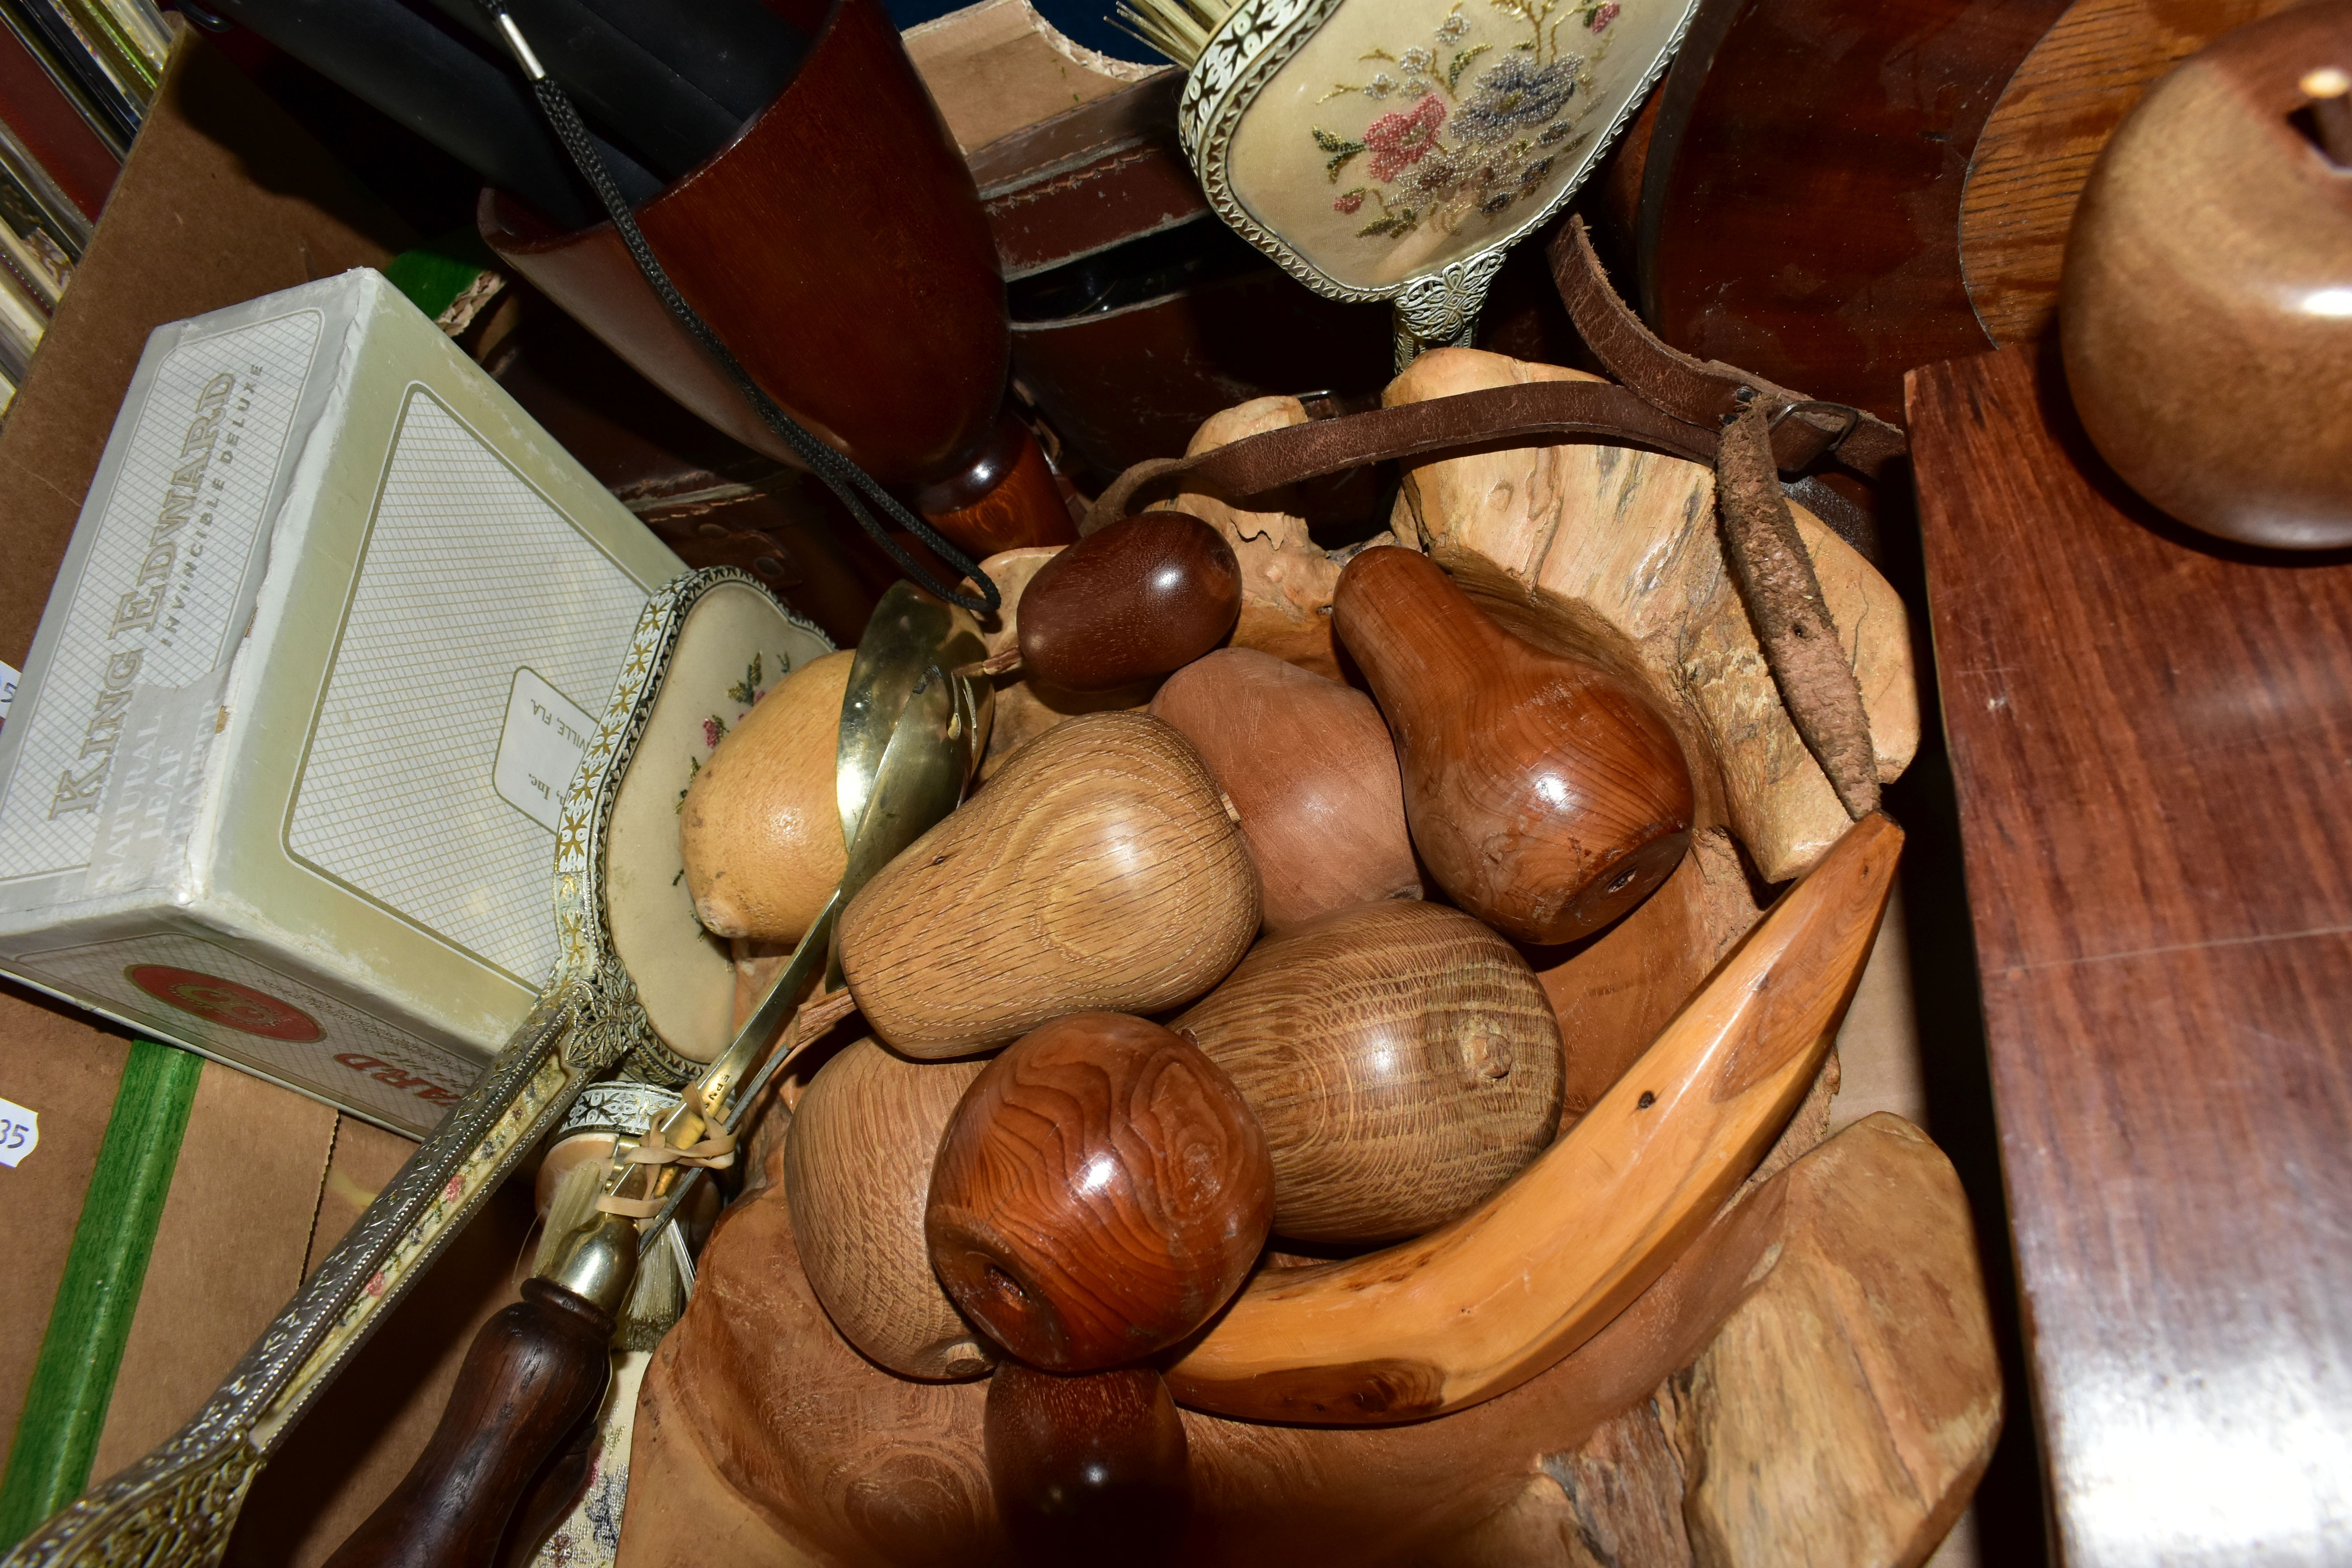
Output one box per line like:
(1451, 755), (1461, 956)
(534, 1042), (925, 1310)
(2, 568), (834, 1566)
(1125, 0), (1702, 362)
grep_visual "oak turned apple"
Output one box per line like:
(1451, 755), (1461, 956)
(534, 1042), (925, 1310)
(1333, 547), (1693, 944)
(985, 1362), (1189, 1565)
(1015, 510), (1241, 691)
(838, 711), (1261, 1058)
(1172, 900), (1563, 1244)
(1149, 648), (1421, 934)
(926, 1012), (1273, 1372)
(784, 1039), (993, 1381)
(2060, 1), (2352, 547)
(679, 649), (853, 944)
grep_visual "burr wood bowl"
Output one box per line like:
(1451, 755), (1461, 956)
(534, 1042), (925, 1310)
(616, 365), (1996, 1566)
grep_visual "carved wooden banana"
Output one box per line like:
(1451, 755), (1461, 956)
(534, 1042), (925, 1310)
(1164, 811), (1900, 1425)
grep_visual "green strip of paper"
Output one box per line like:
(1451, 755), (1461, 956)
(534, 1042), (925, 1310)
(0, 1038), (201, 1550)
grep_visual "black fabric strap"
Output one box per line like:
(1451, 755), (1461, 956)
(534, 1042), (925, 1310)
(484, 4), (999, 613)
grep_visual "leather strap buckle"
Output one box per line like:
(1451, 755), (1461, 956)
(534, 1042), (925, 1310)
(1767, 399), (1864, 470)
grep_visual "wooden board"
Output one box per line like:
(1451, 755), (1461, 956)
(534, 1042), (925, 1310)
(1956, 0), (2299, 346)
(1909, 343), (2352, 1567)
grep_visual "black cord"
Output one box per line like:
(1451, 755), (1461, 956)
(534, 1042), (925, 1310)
(483, 4), (1001, 613)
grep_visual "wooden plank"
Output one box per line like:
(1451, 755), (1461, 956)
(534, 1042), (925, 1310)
(1909, 343), (2352, 1566)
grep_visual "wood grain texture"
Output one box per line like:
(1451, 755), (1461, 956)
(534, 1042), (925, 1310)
(1909, 342), (2352, 1566)
(1016, 511), (1241, 691)
(681, 650), (853, 944)
(1165, 815), (1899, 1424)
(984, 1363), (1189, 1564)
(618, 1114), (1992, 1566)
(1958, 0), (2299, 346)
(970, 547), (1161, 785)
(1385, 347), (1917, 884)
(1172, 901), (1564, 1245)
(916, 416), (1080, 558)
(1334, 546), (1695, 946)
(926, 1014), (1272, 1372)
(1534, 826), (1767, 1129)
(839, 711), (1261, 1058)
(323, 1281), (612, 1568)
(1636, 0), (2072, 421)
(784, 1040), (993, 1381)
(1149, 648), (1421, 935)
(2060, 0), (2352, 548)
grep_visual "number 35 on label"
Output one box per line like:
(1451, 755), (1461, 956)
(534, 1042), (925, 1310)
(0, 1097), (38, 1167)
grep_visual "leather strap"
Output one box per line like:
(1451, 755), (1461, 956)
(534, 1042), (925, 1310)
(1082, 379), (1719, 533)
(1547, 217), (1909, 480)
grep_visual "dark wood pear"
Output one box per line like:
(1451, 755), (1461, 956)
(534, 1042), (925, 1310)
(984, 1363), (1190, 1566)
(1173, 900), (1564, 1244)
(321, 1280), (612, 1568)
(1150, 648), (1421, 934)
(838, 711), (1260, 1059)
(1016, 510), (1241, 691)
(1332, 547), (1693, 944)
(926, 1013), (1272, 1372)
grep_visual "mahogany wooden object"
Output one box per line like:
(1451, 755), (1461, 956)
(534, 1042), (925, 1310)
(478, 0), (1070, 555)
(983, 1363), (1190, 1565)
(913, 409), (1080, 557)
(1149, 648), (1420, 935)
(926, 1013), (1273, 1372)
(320, 1279), (612, 1568)
(1015, 510), (1241, 692)
(1172, 901), (1563, 1245)
(1633, 0), (2074, 421)
(1161, 814), (1896, 1425)
(1911, 343), (2352, 1566)
(2060, 1), (2352, 548)
(1332, 546), (1694, 946)
(784, 1039), (993, 1380)
(679, 648), (852, 944)
(619, 1110), (1993, 1566)
(838, 711), (1261, 1058)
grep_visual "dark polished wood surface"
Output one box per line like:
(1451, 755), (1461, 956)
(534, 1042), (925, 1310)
(1911, 343), (2352, 1566)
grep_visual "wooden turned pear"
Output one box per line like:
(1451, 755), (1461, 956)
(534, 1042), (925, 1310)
(985, 1363), (1189, 1566)
(680, 649), (853, 944)
(926, 1013), (1273, 1372)
(1016, 510), (1241, 691)
(784, 1039), (993, 1381)
(1173, 900), (1564, 1245)
(1333, 547), (1693, 945)
(1149, 648), (1421, 935)
(838, 711), (1261, 1059)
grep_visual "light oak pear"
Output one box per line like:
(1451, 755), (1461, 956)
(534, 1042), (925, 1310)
(1149, 649), (1420, 934)
(784, 1039), (993, 1381)
(680, 649), (853, 944)
(838, 711), (1261, 1059)
(1172, 901), (1562, 1244)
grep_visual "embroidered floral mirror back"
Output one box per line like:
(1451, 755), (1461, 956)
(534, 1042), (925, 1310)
(1156, 0), (1701, 363)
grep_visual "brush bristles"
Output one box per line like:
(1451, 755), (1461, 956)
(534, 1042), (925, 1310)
(536, 1151), (690, 1352)
(1111, 0), (1241, 67)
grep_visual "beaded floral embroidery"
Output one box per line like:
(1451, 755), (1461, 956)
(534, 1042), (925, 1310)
(1315, 0), (1617, 241)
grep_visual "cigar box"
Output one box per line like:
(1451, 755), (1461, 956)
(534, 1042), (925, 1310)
(0, 267), (682, 1136)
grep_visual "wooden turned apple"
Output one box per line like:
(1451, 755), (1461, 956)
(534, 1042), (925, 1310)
(926, 1013), (1272, 1372)
(1333, 547), (1694, 944)
(679, 649), (851, 944)
(1016, 510), (1241, 691)
(1149, 648), (1421, 934)
(985, 1362), (1189, 1565)
(2062, 2), (2352, 548)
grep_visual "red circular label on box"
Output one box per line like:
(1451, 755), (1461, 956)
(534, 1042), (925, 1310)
(125, 965), (323, 1043)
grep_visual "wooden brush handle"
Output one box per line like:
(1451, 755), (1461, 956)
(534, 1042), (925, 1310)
(322, 1279), (613, 1568)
